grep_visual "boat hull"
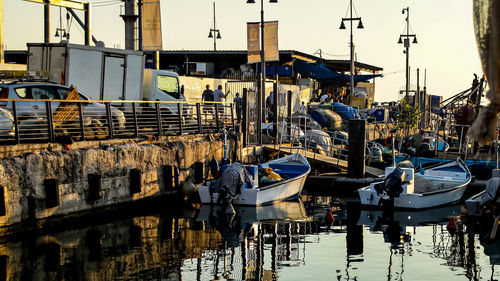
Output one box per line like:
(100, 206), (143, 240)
(358, 183), (469, 209)
(358, 160), (471, 210)
(198, 153), (311, 206)
(198, 172), (308, 206)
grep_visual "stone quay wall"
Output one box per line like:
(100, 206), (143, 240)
(0, 135), (236, 234)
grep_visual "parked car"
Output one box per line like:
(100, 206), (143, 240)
(0, 107), (14, 138)
(0, 81), (126, 134)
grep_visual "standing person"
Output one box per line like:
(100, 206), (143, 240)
(213, 85), (228, 116)
(202, 84), (214, 101)
(234, 92), (243, 123)
(202, 84), (214, 115)
(213, 85), (228, 102)
(299, 101), (306, 114)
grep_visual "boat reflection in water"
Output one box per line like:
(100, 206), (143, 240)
(357, 204), (496, 281)
(191, 200), (311, 280)
(0, 196), (499, 280)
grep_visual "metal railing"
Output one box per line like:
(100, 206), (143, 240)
(265, 116), (383, 165)
(0, 99), (235, 144)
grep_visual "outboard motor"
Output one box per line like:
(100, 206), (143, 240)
(375, 167), (405, 208)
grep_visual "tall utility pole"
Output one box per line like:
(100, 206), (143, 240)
(121, 0), (138, 50)
(339, 0), (364, 100)
(398, 7), (418, 102)
(0, 0), (4, 64)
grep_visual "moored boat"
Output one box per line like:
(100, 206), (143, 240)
(198, 153), (311, 206)
(358, 159), (471, 209)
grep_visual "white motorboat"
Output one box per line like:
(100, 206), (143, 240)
(358, 160), (471, 209)
(198, 153), (311, 206)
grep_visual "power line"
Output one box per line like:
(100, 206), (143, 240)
(93, 1), (121, 8)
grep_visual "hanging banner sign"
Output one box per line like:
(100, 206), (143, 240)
(247, 22), (260, 63)
(143, 0), (163, 50)
(247, 21), (279, 63)
(264, 20), (279, 62)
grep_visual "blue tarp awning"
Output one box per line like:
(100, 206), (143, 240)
(293, 60), (382, 85)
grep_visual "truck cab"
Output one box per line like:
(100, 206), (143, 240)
(143, 69), (185, 113)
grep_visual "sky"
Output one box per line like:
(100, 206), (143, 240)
(3, 0), (484, 102)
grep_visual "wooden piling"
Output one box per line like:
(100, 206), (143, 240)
(348, 119), (366, 178)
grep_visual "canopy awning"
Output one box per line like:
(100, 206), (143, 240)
(293, 60), (382, 85)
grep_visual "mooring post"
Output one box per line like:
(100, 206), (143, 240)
(242, 88), (248, 147)
(348, 119), (366, 178)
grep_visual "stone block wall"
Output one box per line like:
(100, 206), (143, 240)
(0, 135), (235, 231)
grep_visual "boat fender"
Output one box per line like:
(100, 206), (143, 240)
(325, 210), (334, 227)
(210, 157), (220, 179)
(447, 217), (458, 236)
(181, 176), (197, 195)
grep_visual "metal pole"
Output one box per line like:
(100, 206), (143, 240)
(405, 7), (410, 101)
(46, 101), (55, 142)
(196, 103), (203, 133)
(84, 3), (91, 46)
(0, 0), (4, 64)
(67, 8), (98, 45)
(138, 0), (143, 51)
(44, 2), (50, 44)
(132, 103), (139, 138)
(213, 2), (216, 51)
(259, 0), (265, 146)
(105, 103), (114, 139)
(177, 103), (183, 135)
(349, 0), (354, 100)
(78, 102), (85, 141)
(12, 101), (19, 144)
(155, 103), (163, 136)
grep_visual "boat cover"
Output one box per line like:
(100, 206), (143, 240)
(220, 163), (252, 198)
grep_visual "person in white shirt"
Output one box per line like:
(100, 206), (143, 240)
(299, 102), (306, 114)
(213, 85), (228, 102)
(319, 93), (329, 102)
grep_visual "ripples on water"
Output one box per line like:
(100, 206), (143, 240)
(0, 194), (499, 280)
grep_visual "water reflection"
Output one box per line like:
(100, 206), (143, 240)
(191, 201), (310, 280)
(0, 196), (498, 280)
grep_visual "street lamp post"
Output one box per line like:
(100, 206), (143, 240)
(247, 0), (277, 145)
(339, 0), (363, 101)
(398, 7), (418, 102)
(208, 2), (221, 51)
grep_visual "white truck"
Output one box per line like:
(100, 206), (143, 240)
(26, 43), (185, 113)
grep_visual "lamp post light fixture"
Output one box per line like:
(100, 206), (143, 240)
(208, 2), (221, 51)
(398, 7), (418, 102)
(339, 0), (363, 101)
(247, 0), (277, 145)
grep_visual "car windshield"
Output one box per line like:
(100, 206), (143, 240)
(157, 75), (179, 96)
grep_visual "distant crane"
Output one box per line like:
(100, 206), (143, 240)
(23, 0), (93, 46)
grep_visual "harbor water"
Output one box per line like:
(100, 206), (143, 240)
(0, 192), (498, 281)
